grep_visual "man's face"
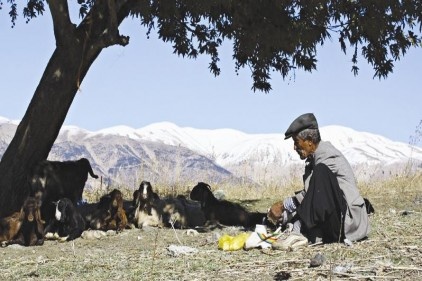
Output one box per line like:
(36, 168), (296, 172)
(292, 135), (314, 160)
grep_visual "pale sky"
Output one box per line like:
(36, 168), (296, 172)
(1, 7), (421, 146)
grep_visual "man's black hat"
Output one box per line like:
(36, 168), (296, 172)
(284, 113), (318, 139)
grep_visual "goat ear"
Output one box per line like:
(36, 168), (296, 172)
(133, 190), (140, 205)
(19, 208), (25, 221)
(35, 208), (45, 224)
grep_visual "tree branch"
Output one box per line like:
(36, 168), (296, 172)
(46, 0), (75, 46)
(98, 0), (131, 48)
(77, 0), (131, 52)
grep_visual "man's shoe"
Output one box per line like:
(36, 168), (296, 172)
(272, 232), (308, 251)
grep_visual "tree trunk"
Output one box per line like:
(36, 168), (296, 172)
(0, 1), (131, 216)
(0, 34), (102, 217)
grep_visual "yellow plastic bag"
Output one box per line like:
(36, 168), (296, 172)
(218, 232), (250, 251)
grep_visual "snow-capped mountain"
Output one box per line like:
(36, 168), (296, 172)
(86, 122), (422, 173)
(79, 121), (420, 167)
(1, 117), (421, 188)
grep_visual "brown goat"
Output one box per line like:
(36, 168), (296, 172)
(2, 197), (45, 246)
(89, 189), (128, 232)
(267, 201), (285, 225)
(0, 212), (22, 243)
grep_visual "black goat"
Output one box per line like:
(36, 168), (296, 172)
(45, 198), (86, 241)
(189, 182), (265, 229)
(29, 158), (98, 226)
(176, 195), (206, 228)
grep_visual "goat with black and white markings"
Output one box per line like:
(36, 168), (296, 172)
(44, 198), (86, 241)
(29, 158), (99, 227)
(132, 181), (163, 228)
(132, 181), (199, 229)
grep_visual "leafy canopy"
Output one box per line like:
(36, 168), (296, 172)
(2, 0), (421, 92)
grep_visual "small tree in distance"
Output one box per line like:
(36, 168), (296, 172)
(0, 0), (421, 216)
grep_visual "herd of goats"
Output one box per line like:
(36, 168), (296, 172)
(0, 158), (271, 247)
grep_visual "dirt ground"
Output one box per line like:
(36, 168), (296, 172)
(1, 189), (421, 281)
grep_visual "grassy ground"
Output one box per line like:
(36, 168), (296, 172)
(1, 174), (421, 281)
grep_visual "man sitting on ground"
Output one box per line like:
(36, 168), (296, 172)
(269, 113), (370, 250)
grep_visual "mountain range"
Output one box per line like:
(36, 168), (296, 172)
(1, 116), (421, 189)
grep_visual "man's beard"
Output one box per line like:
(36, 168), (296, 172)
(296, 149), (307, 160)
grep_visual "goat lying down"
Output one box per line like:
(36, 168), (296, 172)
(0, 212), (22, 244)
(134, 197), (188, 229)
(132, 181), (176, 228)
(176, 195), (206, 228)
(0, 197), (45, 246)
(86, 189), (128, 232)
(29, 158), (98, 227)
(132, 181), (206, 229)
(44, 198), (86, 242)
(190, 182), (266, 229)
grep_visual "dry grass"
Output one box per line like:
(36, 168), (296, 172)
(1, 174), (421, 281)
